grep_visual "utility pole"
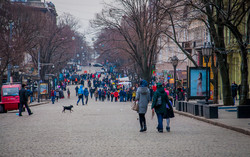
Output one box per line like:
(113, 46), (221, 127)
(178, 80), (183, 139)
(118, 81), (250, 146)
(7, 22), (13, 83)
(38, 49), (41, 102)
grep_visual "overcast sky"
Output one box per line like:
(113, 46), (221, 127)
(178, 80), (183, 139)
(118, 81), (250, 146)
(51, 0), (111, 44)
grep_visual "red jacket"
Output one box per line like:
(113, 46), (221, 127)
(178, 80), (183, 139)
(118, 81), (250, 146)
(51, 90), (55, 97)
(114, 92), (119, 97)
(152, 85), (157, 92)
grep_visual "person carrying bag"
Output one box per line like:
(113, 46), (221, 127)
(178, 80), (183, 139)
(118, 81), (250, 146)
(135, 80), (150, 132)
(151, 83), (174, 133)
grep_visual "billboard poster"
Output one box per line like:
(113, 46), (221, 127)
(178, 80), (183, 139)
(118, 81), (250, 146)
(40, 83), (48, 95)
(189, 67), (210, 99)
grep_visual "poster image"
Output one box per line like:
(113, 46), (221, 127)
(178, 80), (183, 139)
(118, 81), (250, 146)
(40, 83), (48, 95)
(189, 67), (210, 98)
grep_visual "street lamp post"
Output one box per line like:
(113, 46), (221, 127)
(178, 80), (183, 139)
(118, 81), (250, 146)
(202, 42), (213, 105)
(171, 56), (179, 106)
(13, 66), (19, 82)
(37, 47), (54, 103)
(7, 22), (14, 83)
(38, 49), (41, 102)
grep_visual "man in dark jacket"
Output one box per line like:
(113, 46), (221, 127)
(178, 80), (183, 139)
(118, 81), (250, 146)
(231, 81), (238, 105)
(19, 84), (33, 116)
(75, 86), (79, 96)
(83, 87), (89, 105)
(90, 87), (95, 99)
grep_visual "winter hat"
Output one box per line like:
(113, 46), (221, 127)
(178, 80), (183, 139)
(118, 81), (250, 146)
(140, 80), (148, 87)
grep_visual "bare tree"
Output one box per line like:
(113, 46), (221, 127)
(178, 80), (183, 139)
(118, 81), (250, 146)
(186, 0), (249, 105)
(0, 2), (39, 85)
(0, 2), (86, 87)
(93, 28), (133, 74)
(92, 0), (171, 83)
(27, 13), (80, 80)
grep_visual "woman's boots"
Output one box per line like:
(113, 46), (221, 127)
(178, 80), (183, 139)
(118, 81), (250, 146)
(139, 119), (147, 132)
(143, 125), (147, 131)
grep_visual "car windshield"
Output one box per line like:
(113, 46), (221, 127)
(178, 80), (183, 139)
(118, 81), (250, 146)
(2, 87), (19, 96)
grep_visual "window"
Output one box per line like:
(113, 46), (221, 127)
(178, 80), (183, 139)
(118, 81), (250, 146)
(2, 88), (19, 96)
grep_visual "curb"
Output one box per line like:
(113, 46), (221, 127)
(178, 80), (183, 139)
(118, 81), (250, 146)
(29, 101), (50, 107)
(174, 110), (250, 136)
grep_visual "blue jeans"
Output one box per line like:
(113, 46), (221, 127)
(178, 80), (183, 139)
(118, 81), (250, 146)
(30, 96), (33, 103)
(51, 96), (55, 104)
(77, 96), (84, 105)
(85, 96), (88, 104)
(156, 113), (164, 131)
(129, 95), (132, 102)
(120, 96), (123, 102)
(233, 96), (236, 105)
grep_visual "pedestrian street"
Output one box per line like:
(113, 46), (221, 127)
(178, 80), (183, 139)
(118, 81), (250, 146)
(0, 84), (250, 157)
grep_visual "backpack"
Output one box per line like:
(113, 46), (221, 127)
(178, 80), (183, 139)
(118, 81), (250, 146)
(155, 94), (162, 107)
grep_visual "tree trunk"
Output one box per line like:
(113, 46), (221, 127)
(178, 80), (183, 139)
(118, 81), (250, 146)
(211, 53), (219, 104)
(217, 53), (233, 105)
(210, 14), (234, 106)
(239, 46), (249, 105)
(228, 25), (249, 106)
(213, 68), (219, 104)
(141, 65), (151, 86)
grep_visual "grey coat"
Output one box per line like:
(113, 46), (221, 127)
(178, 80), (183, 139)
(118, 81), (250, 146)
(135, 87), (150, 114)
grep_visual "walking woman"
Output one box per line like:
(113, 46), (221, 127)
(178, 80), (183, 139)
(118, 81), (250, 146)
(151, 83), (173, 133)
(67, 88), (70, 99)
(135, 80), (150, 132)
(94, 89), (99, 101)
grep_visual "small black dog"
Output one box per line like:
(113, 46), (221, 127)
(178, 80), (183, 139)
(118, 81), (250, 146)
(62, 105), (73, 113)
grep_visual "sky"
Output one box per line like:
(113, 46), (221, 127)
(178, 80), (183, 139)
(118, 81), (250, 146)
(51, 0), (111, 45)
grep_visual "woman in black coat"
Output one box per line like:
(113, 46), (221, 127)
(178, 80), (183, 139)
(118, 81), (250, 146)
(151, 83), (173, 132)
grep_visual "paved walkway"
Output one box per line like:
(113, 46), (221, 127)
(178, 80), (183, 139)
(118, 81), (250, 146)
(1, 84), (250, 157)
(174, 99), (250, 136)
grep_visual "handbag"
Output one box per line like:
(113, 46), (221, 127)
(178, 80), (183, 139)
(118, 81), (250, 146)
(167, 108), (175, 118)
(131, 101), (139, 111)
(166, 102), (175, 118)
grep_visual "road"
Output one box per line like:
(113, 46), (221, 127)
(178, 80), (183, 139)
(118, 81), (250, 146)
(0, 66), (250, 157)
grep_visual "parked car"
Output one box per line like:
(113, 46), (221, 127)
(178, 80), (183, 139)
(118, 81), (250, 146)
(0, 84), (23, 113)
(77, 65), (82, 71)
(93, 63), (103, 67)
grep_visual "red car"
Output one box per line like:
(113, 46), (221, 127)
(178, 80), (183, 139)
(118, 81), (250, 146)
(0, 84), (22, 113)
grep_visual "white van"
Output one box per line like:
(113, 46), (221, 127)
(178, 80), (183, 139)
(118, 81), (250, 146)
(77, 65), (82, 71)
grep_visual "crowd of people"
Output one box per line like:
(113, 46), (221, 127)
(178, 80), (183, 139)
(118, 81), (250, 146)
(71, 73), (138, 104)
(49, 70), (177, 133)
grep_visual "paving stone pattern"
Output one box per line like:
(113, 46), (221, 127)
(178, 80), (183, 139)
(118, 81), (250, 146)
(1, 84), (250, 157)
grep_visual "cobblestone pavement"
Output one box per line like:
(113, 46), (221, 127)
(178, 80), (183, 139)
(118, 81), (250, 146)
(1, 84), (250, 157)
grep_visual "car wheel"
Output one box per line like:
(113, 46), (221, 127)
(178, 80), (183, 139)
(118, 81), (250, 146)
(0, 105), (5, 113)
